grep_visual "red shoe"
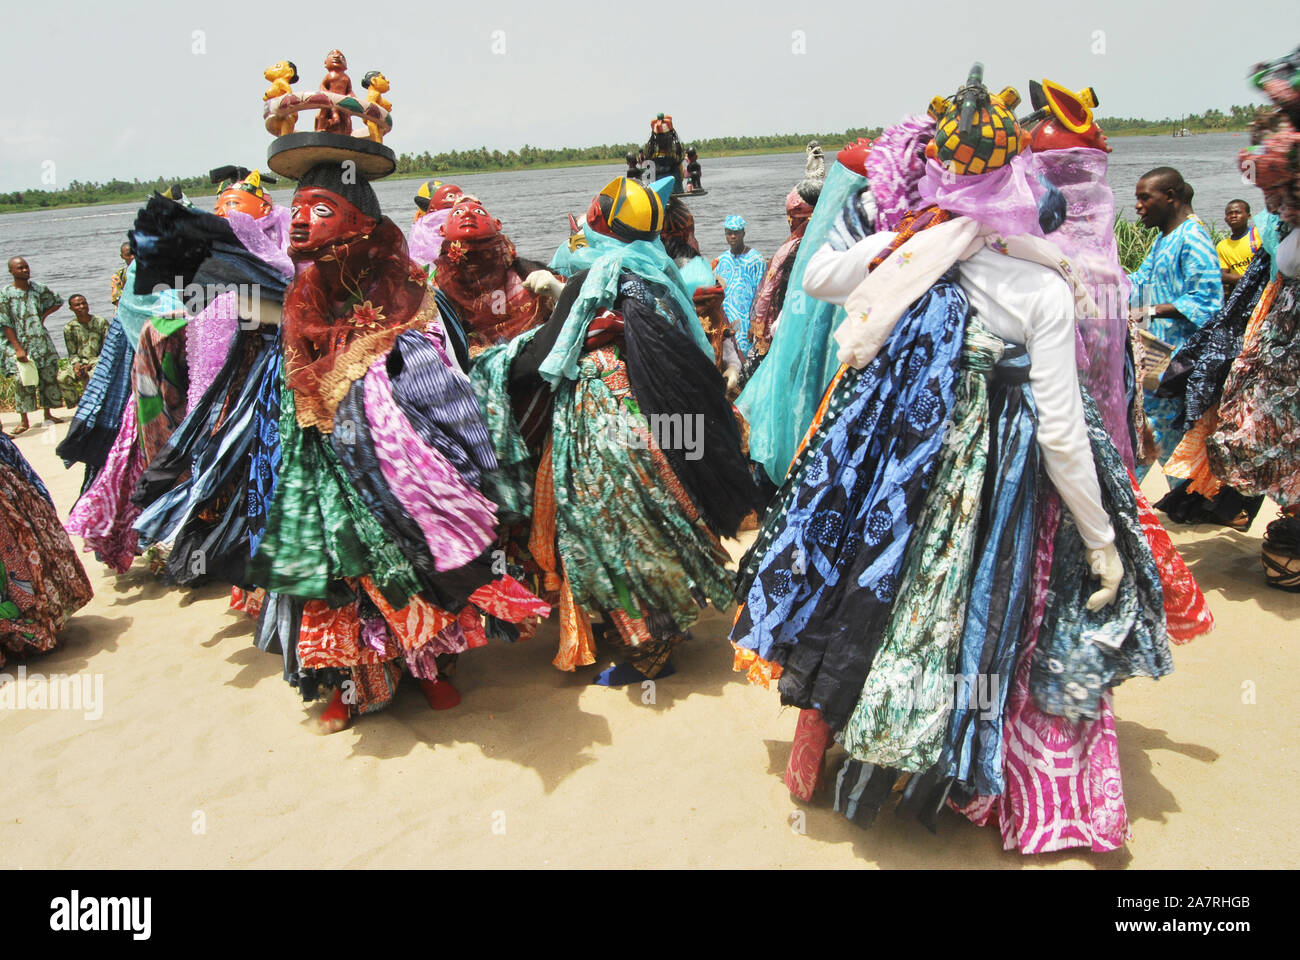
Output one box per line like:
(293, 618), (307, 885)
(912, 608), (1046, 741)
(318, 688), (351, 734)
(419, 678), (461, 711)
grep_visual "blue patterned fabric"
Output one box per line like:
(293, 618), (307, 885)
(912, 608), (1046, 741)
(943, 346), (1039, 794)
(1129, 216), (1223, 460)
(731, 273), (969, 732)
(1029, 393), (1173, 722)
(0, 432), (52, 504)
(713, 247), (765, 354)
(55, 311), (136, 475)
(387, 331), (497, 490)
(247, 336), (283, 557)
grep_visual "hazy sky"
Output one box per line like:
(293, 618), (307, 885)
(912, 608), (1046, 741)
(2, 0), (1297, 191)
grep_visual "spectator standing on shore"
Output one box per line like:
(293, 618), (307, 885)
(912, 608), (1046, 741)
(109, 242), (134, 306)
(1127, 166), (1222, 473)
(58, 294), (109, 407)
(712, 216), (766, 355)
(1216, 199), (1262, 293)
(1, 257), (66, 435)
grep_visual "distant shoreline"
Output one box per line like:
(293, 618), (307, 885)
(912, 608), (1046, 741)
(0, 127), (1254, 216)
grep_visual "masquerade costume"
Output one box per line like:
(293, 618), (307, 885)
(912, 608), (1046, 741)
(432, 199), (551, 355)
(0, 432), (94, 668)
(225, 95), (549, 724)
(1206, 46), (1300, 590)
(66, 175), (287, 574)
(730, 68), (1202, 852)
(473, 176), (759, 681)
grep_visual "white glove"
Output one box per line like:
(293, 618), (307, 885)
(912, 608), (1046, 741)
(724, 367), (740, 392)
(523, 270), (564, 301)
(1085, 542), (1123, 612)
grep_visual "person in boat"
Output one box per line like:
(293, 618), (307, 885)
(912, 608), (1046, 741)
(684, 147), (703, 192)
(1127, 167), (1222, 478)
(644, 113), (685, 193)
(472, 174), (760, 685)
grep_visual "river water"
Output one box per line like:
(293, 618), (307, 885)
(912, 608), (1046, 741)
(2, 131), (1256, 356)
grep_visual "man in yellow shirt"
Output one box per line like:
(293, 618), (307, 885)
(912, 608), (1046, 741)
(1216, 199), (1260, 293)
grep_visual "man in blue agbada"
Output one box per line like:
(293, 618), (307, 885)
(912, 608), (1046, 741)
(1127, 166), (1223, 475)
(712, 215), (766, 355)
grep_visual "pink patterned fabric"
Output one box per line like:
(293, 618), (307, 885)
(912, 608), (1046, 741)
(916, 150), (1047, 239)
(954, 494), (1130, 853)
(225, 207), (293, 279)
(865, 114), (937, 232)
(409, 209), (451, 267)
(361, 358), (498, 570)
(66, 395), (145, 574)
(184, 290), (241, 412)
(1032, 147), (1134, 470)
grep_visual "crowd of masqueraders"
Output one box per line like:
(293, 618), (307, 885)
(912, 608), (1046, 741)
(2, 46), (1299, 857)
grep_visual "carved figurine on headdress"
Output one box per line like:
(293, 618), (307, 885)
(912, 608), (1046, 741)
(263, 61), (299, 135)
(315, 49), (353, 134)
(361, 71), (391, 142)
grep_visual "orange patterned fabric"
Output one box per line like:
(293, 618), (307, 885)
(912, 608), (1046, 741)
(1165, 406), (1224, 498)
(553, 570), (597, 671)
(732, 645), (783, 688)
(359, 576), (454, 654)
(297, 596), (396, 668)
(229, 585), (266, 618)
(528, 438), (563, 593)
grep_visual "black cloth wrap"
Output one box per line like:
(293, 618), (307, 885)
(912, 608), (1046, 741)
(621, 296), (763, 537)
(1155, 247), (1271, 431)
(130, 194), (237, 295)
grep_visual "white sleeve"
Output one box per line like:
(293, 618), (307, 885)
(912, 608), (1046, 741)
(802, 232), (897, 305)
(1276, 229), (1300, 280)
(1023, 278), (1116, 550)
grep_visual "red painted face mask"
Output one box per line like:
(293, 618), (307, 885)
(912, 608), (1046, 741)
(442, 201), (501, 243)
(431, 184), (467, 211)
(1031, 118), (1111, 153)
(288, 186), (377, 255)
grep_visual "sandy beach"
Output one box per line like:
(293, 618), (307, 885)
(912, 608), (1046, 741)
(3, 410), (1297, 869)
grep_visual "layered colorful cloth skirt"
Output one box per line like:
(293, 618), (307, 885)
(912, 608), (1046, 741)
(1208, 270), (1300, 508)
(244, 321), (547, 715)
(0, 435), (93, 666)
(547, 344), (734, 676)
(731, 274), (968, 731)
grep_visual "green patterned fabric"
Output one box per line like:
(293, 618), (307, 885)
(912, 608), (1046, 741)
(248, 383), (421, 606)
(0, 282), (63, 413)
(469, 336), (537, 524)
(839, 321), (1002, 771)
(550, 349), (732, 631)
